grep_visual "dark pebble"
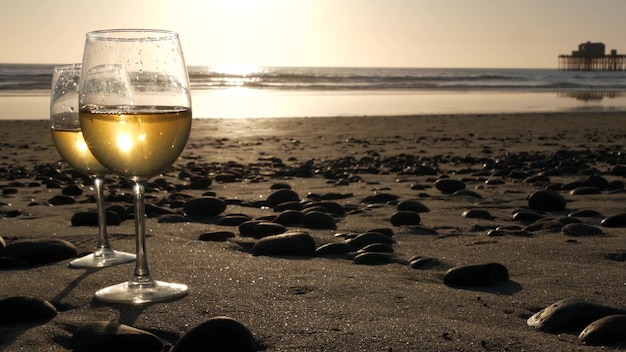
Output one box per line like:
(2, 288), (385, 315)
(390, 211), (421, 226)
(314, 242), (353, 256)
(62, 184), (84, 196)
(435, 178), (465, 194)
(367, 228), (395, 237)
(600, 213), (626, 227)
(2, 239), (77, 265)
(609, 165), (626, 176)
(527, 298), (626, 333)
(302, 211), (336, 230)
(183, 197), (227, 217)
(304, 201), (345, 216)
(570, 186), (602, 195)
(270, 182), (292, 190)
(527, 190), (566, 211)
(353, 252), (394, 265)
(0, 256), (30, 269)
(253, 222), (288, 238)
(347, 232), (395, 250)
(462, 209), (494, 220)
(238, 220), (266, 237)
(408, 257), (441, 269)
(217, 214), (252, 226)
(568, 209), (603, 218)
(266, 189), (300, 208)
(71, 211), (122, 227)
(172, 316), (256, 352)
(71, 321), (163, 352)
(252, 231), (316, 257)
(158, 215), (189, 223)
(198, 231), (236, 241)
(273, 210), (304, 226)
(452, 189), (483, 198)
(357, 243), (394, 254)
(273, 201), (303, 212)
(579, 314), (626, 346)
(48, 195), (76, 206)
(561, 223), (603, 237)
(443, 262), (509, 287)
(405, 225), (439, 236)
(0, 296), (57, 324)
(189, 177), (212, 190)
(396, 199), (429, 213)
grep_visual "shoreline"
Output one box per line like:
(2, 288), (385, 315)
(1, 113), (625, 351)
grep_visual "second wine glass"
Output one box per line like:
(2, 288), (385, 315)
(50, 64), (135, 268)
(79, 29), (192, 304)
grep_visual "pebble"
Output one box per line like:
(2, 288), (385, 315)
(273, 210), (305, 226)
(452, 189), (483, 199)
(172, 316), (256, 352)
(314, 242), (353, 256)
(579, 314), (626, 346)
(189, 177), (212, 189)
(266, 189), (300, 208)
(461, 209), (494, 220)
(434, 178), (465, 194)
(408, 257), (441, 269)
(48, 195), (76, 205)
(217, 214), (252, 226)
(600, 213), (626, 227)
(0, 296), (57, 324)
(396, 199), (429, 213)
(357, 243), (394, 254)
(353, 252), (394, 265)
(238, 220), (266, 237)
(70, 211), (122, 227)
(198, 231), (236, 241)
(568, 209), (603, 218)
(346, 232), (395, 250)
(527, 190), (566, 211)
(304, 201), (345, 216)
(561, 223), (603, 237)
(527, 298), (626, 333)
(182, 197), (227, 217)
(2, 239), (77, 265)
(302, 211), (336, 230)
(273, 201), (303, 212)
(443, 262), (509, 287)
(252, 231), (316, 257)
(390, 211), (421, 226)
(252, 222), (288, 238)
(404, 225), (439, 236)
(569, 186), (602, 195)
(71, 321), (163, 352)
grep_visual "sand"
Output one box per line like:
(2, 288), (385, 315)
(0, 113), (625, 351)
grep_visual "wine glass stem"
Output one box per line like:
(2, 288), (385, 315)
(132, 182), (152, 283)
(94, 176), (111, 252)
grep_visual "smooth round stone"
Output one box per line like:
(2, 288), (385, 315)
(568, 209), (603, 218)
(48, 195), (76, 205)
(528, 298), (626, 333)
(273, 201), (303, 212)
(270, 182), (292, 190)
(172, 316), (256, 352)
(62, 184), (84, 196)
(579, 314), (626, 346)
(366, 228), (394, 237)
(435, 178), (465, 194)
(143, 204), (176, 218)
(2, 239), (77, 265)
(72, 321), (163, 352)
(252, 222), (288, 238)
(357, 243), (394, 254)
(314, 242), (353, 256)
(600, 213), (626, 227)
(303, 211), (336, 230)
(198, 231), (236, 242)
(462, 209), (494, 220)
(390, 211), (421, 226)
(347, 232), (395, 250)
(408, 257), (441, 269)
(183, 197), (227, 217)
(527, 190), (566, 211)
(106, 204), (129, 220)
(452, 189), (483, 199)
(405, 225), (439, 236)
(189, 177), (212, 190)
(606, 180), (625, 191)
(609, 165), (626, 176)
(304, 201), (345, 216)
(583, 175), (609, 190)
(266, 189), (300, 208)
(0, 256), (29, 269)
(353, 252), (394, 265)
(71, 211), (122, 227)
(252, 231), (316, 257)
(569, 186), (602, 195)
(396, 199), (429, 213)
(443, 262), (509, 287)
(217, 214), (252, 226)
(0, 296), (57, 324)
(238, 220), (266, 237)
(561, 223), (603, 237)
(273, 210), (304, 226)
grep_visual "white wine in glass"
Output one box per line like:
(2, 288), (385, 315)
(79, 30), (192, 304)
(50, 64), (135, 269)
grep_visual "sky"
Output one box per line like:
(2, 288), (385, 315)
(1, 0), (626, 68)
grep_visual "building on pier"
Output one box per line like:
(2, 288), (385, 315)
(558, 41), (626, 71)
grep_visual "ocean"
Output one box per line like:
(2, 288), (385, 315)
(2, 64), (626, 119)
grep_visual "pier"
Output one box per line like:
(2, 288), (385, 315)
(558, 42), (626, 71)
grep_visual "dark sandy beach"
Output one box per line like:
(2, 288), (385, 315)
(1, 113), (625, 351)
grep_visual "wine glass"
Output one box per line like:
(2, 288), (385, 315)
(79, 29), (192, 304)
(50, 63), (136, 269)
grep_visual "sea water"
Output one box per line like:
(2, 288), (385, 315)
(2, 64), (626, 119)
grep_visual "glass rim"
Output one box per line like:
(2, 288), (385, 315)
(86, 29), (179, 42)
(53, 63), (81, 73)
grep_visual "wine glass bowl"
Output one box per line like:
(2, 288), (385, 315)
(50, 64), (136, 268)
(79, 29), (192, 303)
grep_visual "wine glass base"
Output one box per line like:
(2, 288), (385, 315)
(95, 280), (188, 304)
(69, 250), (136, 269)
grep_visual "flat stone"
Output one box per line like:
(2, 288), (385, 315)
(527, 298), (626, 333)
(183, 197), (227, 217)
(353, 252), (394, 265)
(396, 199), (430, 213)
(172, 316), (256, 352)
(2, 239), (77, 265)
(0, 296), (57, 324)
(579, 314), (626, 346)
(314, 242), (353, 256)
(302, 211), (336, 230)
(462, 209), (494, 219)
(561, 223), (603, 237)
(266, 189), (300, 208)
(252, 231), (316, 257)
(435, 178), (465, 194)
(443, 262), (509, 287)
(390, 211), (421, 226)
(527, 190), (566, 211)
(253, 222), (288, 238)
(198, 231), (236, 242)
(346, 232), (395, 250)
(600, 213), (626, 227)
(71, 321), (163, 352)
